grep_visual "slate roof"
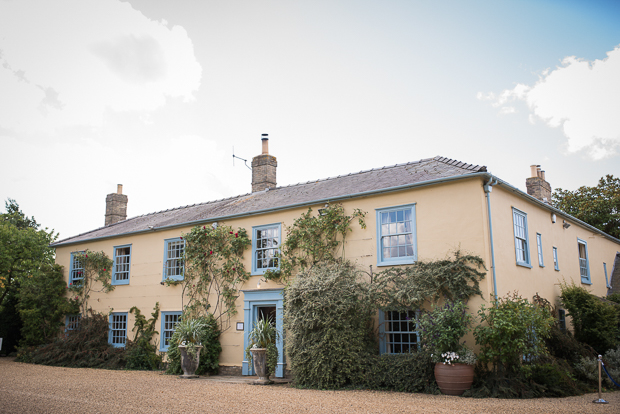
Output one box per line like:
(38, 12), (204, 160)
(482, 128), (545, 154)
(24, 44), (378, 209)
(51, 156), (486, 247)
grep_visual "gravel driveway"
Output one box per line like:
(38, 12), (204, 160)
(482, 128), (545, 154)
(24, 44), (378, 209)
(1, 358), (618, 414)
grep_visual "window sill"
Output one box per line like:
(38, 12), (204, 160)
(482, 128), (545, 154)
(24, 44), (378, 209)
(377, 259), (416, 267)
(163, 276), (184, 282)
(516, 262), (532, 269)
(581, 280), (592, 285)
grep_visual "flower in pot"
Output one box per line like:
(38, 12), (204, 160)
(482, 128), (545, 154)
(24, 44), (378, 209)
(173, 318), (207, 378)
(245, 317), (280, 385)
(418, 300), (476, 395)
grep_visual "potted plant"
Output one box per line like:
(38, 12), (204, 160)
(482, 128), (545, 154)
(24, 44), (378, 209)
(418, 300), (476, 395)
(245, 317), (280, 385)
(173, 318), (206, 379)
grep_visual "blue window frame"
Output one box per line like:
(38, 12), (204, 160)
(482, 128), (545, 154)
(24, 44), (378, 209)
(252, 223), (281, 275)
(558, 309), (566, 332)
(536, 233), (544, 267)
(112, 244), (131, 285)
(376, 204), (417, 266)
(65, 314), (81, 332)
(578, 238), (591, 284)
(553, 247), (559, 271)
(160, 311), (182, 351)
(109, 312), (127, 347)
(163, 238), (184, 281)
(512, 208), (531, 267)
(379, 310), (419, 354)
(69, 251), (84, 286)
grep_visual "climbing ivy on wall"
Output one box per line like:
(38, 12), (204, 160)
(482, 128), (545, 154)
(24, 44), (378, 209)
(370, 249), (486, 311)
(68, 250), (114, 315)
(263, 203), (366, 283)
(167, 224), (251, 330)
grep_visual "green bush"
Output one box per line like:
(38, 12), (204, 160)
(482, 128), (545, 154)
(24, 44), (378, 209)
(560, 282), (619, 353)
(474, 293), (554, 373)
(124, 305), (162, 371)
(17, 312), (126, 369)
(285, 261), (376, 389)
(165, 313), (221, 375)
(418, 300), (474, 364)
(362, 350), (437, 393)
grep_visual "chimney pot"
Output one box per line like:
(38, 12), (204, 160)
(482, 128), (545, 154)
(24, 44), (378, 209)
(117, 184), (123, 194)
(530, 165), (538, 178)
(261, 133), (269, 155)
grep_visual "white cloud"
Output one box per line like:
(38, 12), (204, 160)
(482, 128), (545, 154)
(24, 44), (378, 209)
(0, 0), (201, 134)
(479, 46), (620, 159)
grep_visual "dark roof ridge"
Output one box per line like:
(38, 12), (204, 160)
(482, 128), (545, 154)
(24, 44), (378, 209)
(433, 155), (486, 172)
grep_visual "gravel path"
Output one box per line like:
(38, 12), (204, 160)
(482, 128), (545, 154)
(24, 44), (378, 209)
(1, 358), (618, 414)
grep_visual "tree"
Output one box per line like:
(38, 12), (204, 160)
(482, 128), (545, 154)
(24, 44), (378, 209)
(553, 175), (620, 239)
(17, 264), (78, 347)
(0, 199), (57, 310)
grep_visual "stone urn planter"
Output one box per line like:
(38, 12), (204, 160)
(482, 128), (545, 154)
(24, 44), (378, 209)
(178, 345), (203, 379)
(250, 347), (273, 385)
(434, 363), (475, 396)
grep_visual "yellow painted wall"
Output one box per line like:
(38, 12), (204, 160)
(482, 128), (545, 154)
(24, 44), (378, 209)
(54, 175), (620, 370)
(489, 185), (618, 307)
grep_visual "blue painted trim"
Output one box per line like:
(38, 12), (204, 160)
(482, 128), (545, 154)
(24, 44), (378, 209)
(64, 314), (81, 332)
(162, 237), (185, 282)
(68, 251), (84, 286)
(536, 233), (544, 267)
(375, 204), (417, 267)
(578, 238), (591, 284)
(553, 247), (560, 271)
(241, 289), (285, 377)
(378, 310), (386, 354)
(108, 312), (128, 348)
(251, 223), (282, 275)
(160, 311), (182, 352)
(512, 207), (531, 267)
(111, 244), (131, 286)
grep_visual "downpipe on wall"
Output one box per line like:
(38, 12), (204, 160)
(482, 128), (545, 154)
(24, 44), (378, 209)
(484, 176), (499, 301)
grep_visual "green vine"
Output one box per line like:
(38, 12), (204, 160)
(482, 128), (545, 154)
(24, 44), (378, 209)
(263, 203), (366, 283)
(68, 250), (114, 315)
(370, 249), (486, 311)
(166, 224), (251, 330)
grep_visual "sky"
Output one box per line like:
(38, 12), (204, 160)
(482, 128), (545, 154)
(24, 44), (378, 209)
(1, 0), (619, 241)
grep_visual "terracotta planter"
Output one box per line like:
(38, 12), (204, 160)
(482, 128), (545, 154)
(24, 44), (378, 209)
(434, 363), (474, 396)
(178, 345), (203, 379)
(250, 348), (273, 385)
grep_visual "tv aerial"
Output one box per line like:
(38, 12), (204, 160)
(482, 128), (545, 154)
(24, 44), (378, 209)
(232, 147), (251, 170)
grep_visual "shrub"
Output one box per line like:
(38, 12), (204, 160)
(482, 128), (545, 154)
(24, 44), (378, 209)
(474, 292), (554, 373)
(17, 312), (125, 369)
(362, 350), (437, 393)
(418, 300), (475, 364)
(125, 305), (161, 370)
(560, 282), (619, 353)
(165, 313), (221, 375)
(285, 261), (375, 389)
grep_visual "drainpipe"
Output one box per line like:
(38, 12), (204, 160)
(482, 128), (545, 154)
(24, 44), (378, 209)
(484, 176), (499, 301)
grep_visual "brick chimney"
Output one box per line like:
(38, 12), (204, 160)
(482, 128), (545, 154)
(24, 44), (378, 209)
(105, 184), (128, 226)
(251, 134), (277, 192)
(526, 165), (551, 203)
